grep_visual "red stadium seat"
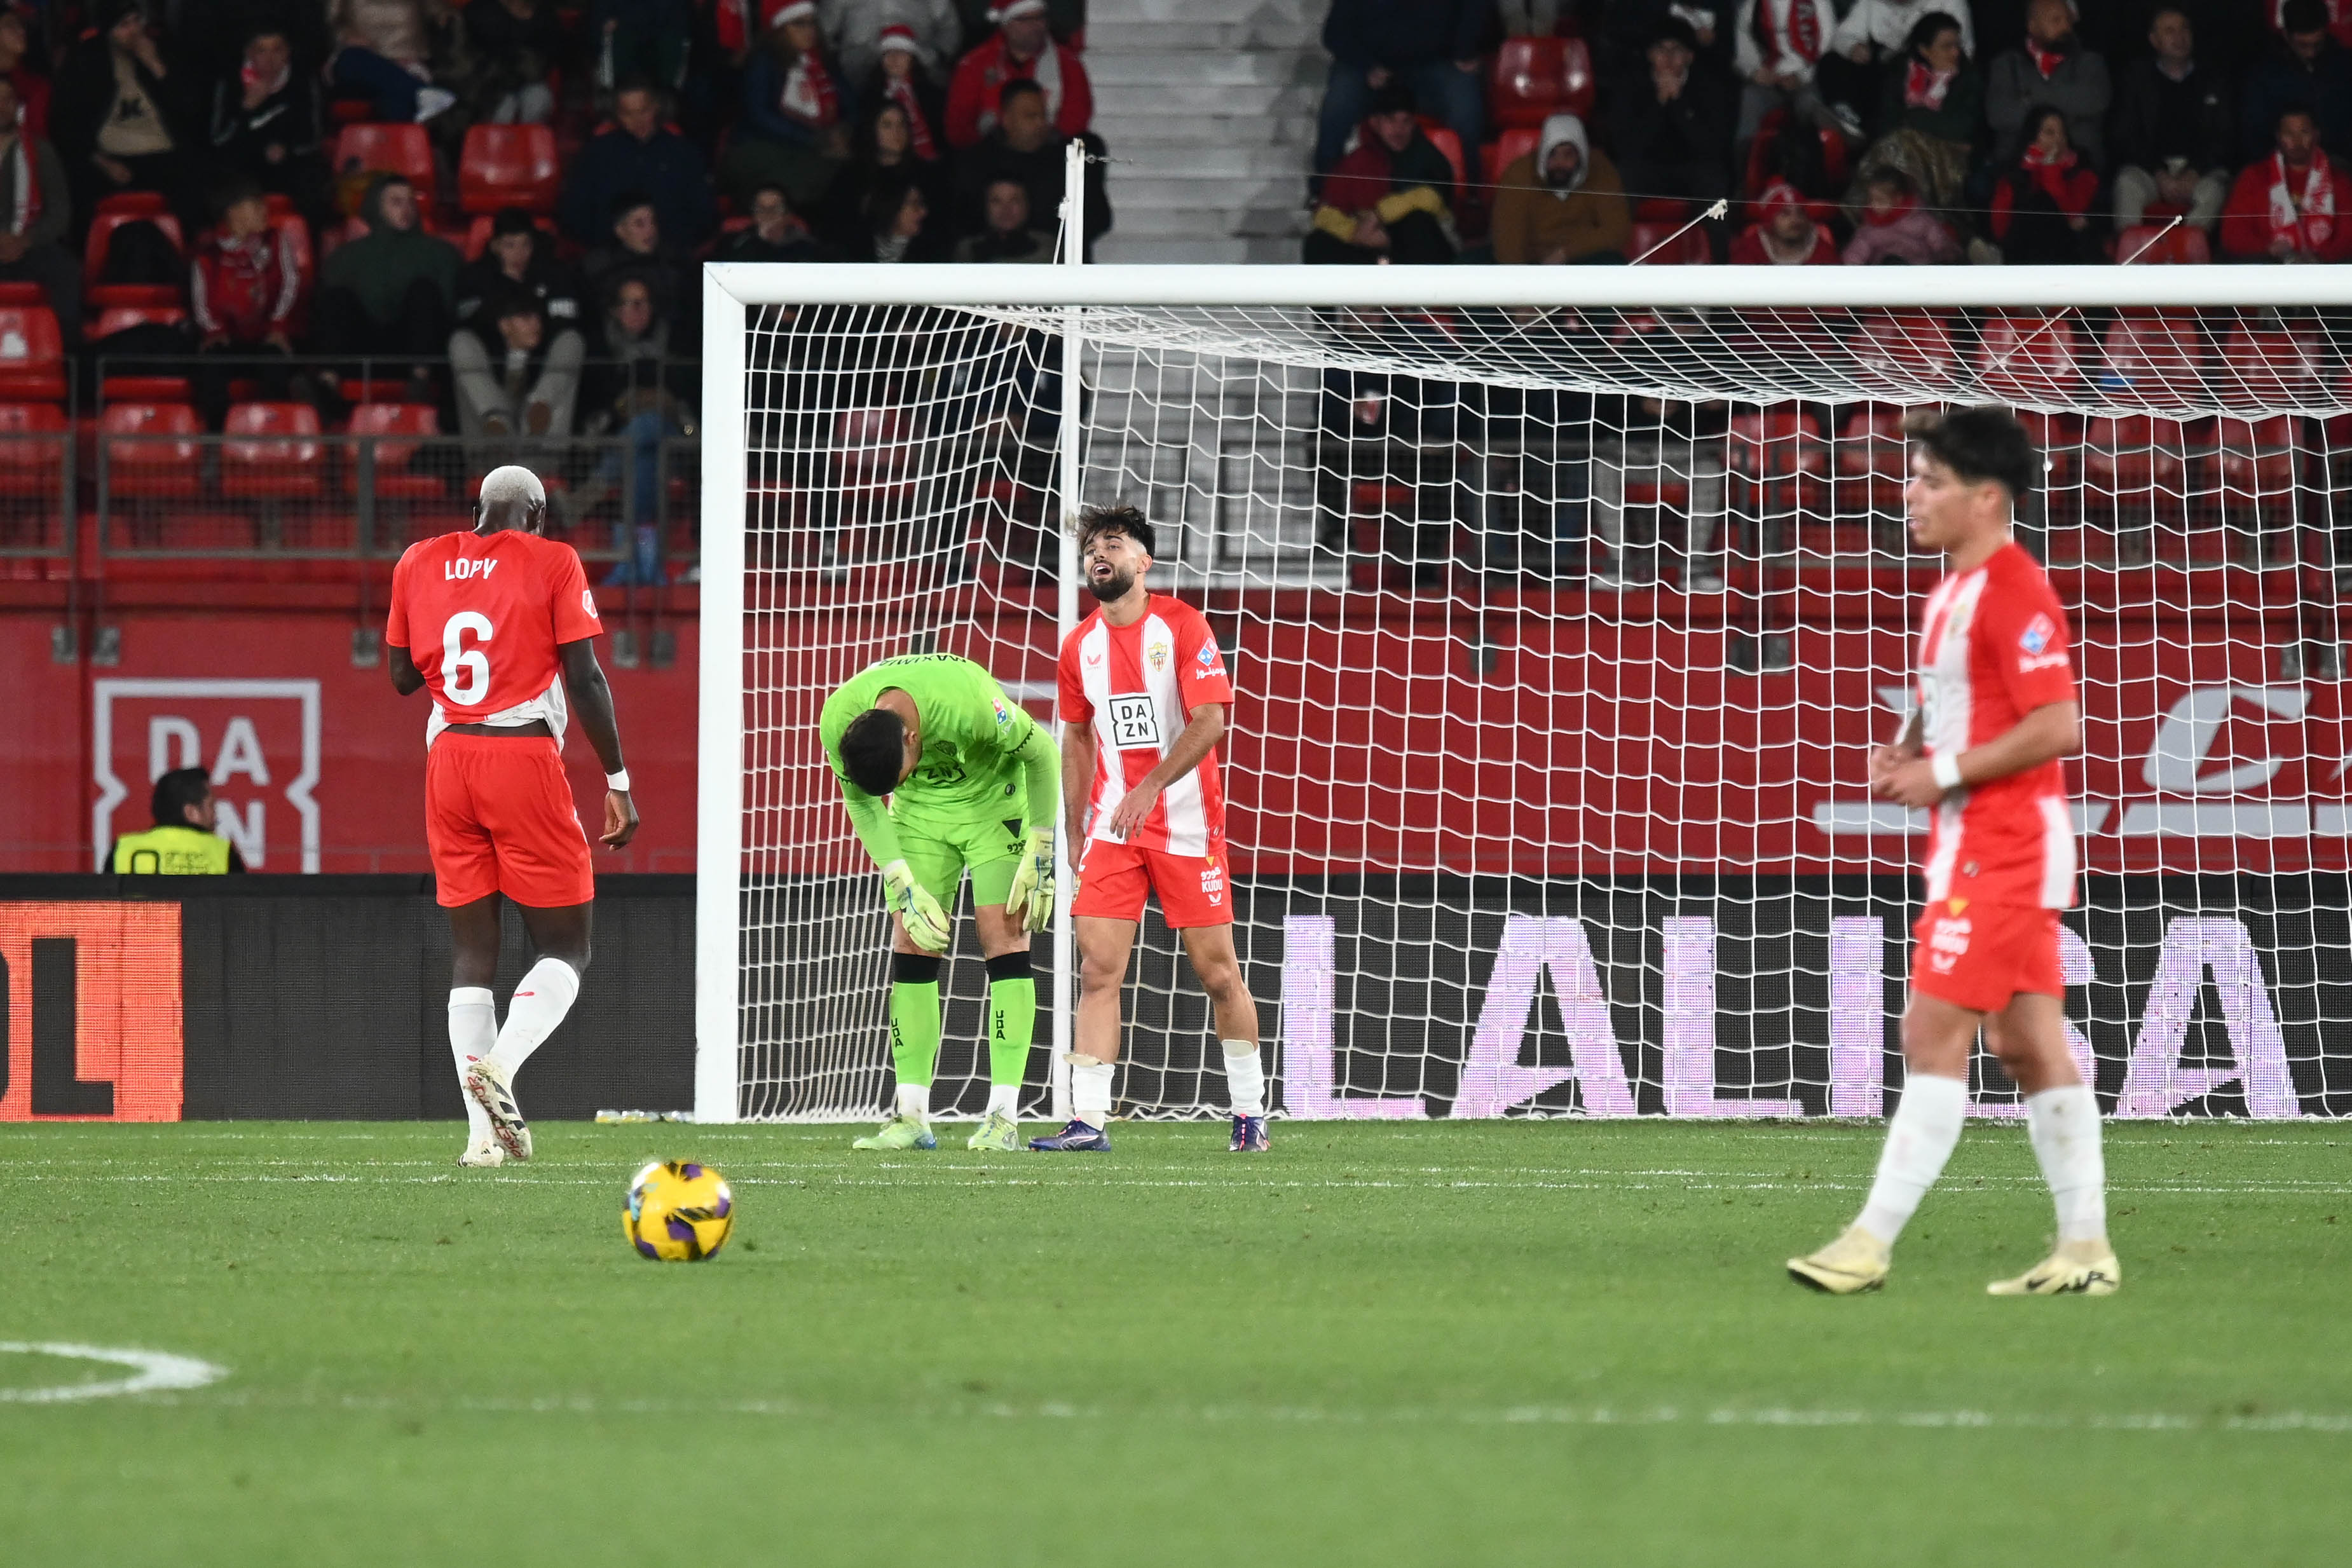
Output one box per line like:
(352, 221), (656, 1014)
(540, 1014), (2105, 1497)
(1417, 124), (1467, 193)
(0, 281), (42, 305)
(83, 193), (187, 296)
(1628, 219), (1710, 264)
(221, 401), (324, 499)
(90, 297), (189, 339)
(100, 402), (203, 500)
(1976, 313), (2086, 407)
(345, 402), (444, 500)
(2213, 414), (2299, 545)
(1728, 405), (1829, 548)
(331, 123), (435, 204)
(0, 304), (67, 401)
(1851, 310), (1960, 398)
(2082, 414), (2192, 525)
(1480, 125), (1540, 188)
(2115, 224), (2212, 265)
(458, 124), (561, 214)
(2098, 310), (2209, 409)
(1488, 36), (1594, 128)
(1834, 404), (1909, 519)
(2218, 318), (2328, 411)
(0, 401), (65, 495)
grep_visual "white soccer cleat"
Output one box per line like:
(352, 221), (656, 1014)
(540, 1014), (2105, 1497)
(456, 1133), (505, 1168)
(463, 1056), (533, 1162)
(1988, 1239), (2121, 1297)
(1786, 1224), (1892, 1295)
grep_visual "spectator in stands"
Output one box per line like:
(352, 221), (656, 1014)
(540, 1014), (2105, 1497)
(1490, 111), (1628, 264)
(1312, 1), (1480, 177)
(863, 23), (950, 159)
(327, 0), (458, 123)
(316, 173), (457, 399)
(461, 0), (566, 124)
(718, 181), (832, 259)
(2222, 105), (2352, 260)
(577, 272), (697, 583)
(560, 80), (717, 250)
(111, 768), (246, 874)
(824, 0), (960, 84)
(0, 76), (76, 333)
(2241, 0), (2352, 162)
(953, 174), (1053, 261)
(1856, 10), (1979, 207)
(1821, 0), (1971, 137)
(954, 78), (1109, 254)
(208, 29), (328, 219)
(0, 10), (52, 140)
(846, 168), (952, 260)
(451, 283), (583, 436)
(1306, 81), (1458, 264)
(1731, 178), (1839, 261)
(1608, 17), (1732, 209)
(821, 95), (953, 250)
(1608, 1), (1737, 83)
(2110, 7), (2232, 236)
(582, 192), (696, 339)
(190, 175), (309, 426)
(2267, 0), (2352, 50)
(947, 0), (1090, 149)
(1987, 102), (2100, 261)
(595, 0), (694, 90)
(54, 0), (204, 230)
(454, 207), (581, 343)
(1985, 0), (2110, 169)
(1732, 0), (1851, 154)
(727, 1), (856, 208)
(1841, 165), (1960, 260)
(952, 0), (1081, 50)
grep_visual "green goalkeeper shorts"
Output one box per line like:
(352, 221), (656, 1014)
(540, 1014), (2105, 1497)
(898, 812), (1028, 911)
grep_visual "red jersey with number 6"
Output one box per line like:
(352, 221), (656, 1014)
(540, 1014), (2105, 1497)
(1915, 540), (2079, 910)
(386, 529), (602, 742)
(1059, 594), (1234, 855)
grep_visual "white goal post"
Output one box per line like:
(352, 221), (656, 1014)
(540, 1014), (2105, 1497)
(697, 256), (2352, 1126)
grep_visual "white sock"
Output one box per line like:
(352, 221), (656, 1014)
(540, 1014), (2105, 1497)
(448, 987), (496, 1140)
(1856, 1072), (1967, 1246)
(985, 1082), (1020, 1118)
(2027, 1083), (2107, 1245)
(488, 957), (580, 1079)
(894, 1081), (931, 1122)
(1070, 1054), (1114, 1128)
(1222, 1040), (1265, 1118)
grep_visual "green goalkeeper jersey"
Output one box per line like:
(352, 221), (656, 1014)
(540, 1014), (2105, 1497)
(819, 653), (1057, 868)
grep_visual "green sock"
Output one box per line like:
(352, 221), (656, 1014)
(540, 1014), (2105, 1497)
(987, 975), (1035, 1091)
(889, 980), (941, 1098)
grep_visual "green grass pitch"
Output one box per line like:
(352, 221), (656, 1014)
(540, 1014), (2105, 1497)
(3, 1119), (2348, 1566)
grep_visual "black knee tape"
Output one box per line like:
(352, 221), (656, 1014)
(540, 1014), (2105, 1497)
(892, 952), (942, 986)
(985, 950), (1034, 984)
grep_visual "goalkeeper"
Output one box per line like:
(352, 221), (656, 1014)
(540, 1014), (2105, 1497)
(821, 653), (1060, 1152)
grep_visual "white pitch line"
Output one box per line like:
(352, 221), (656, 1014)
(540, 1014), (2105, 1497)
(0, 1342), (228, 1403)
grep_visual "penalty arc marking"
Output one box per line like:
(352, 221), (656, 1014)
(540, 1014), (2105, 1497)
(0, 1342), (229, 1403)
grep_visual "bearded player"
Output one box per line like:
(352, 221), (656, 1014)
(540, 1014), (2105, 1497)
(1029, 504), (1269, 1154)
(822, 653), (1060, 1152)
(386, 465), (638, 1168)
(1788, 408), (2117, 1297)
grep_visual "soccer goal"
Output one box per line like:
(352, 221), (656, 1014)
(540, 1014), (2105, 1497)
(697, 247), (2352, 1126)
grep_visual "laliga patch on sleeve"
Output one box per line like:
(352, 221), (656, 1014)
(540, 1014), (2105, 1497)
(2020, 613), (2055, 655)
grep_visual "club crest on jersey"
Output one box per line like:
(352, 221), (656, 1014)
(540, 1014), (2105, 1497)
(1147, 639), (1170, 672)
(2020, 614), (2055, 655)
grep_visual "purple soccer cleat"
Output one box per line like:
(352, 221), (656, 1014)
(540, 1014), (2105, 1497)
(1229, 1114), (1269, 1152)
(1027, 1118), (1111, 1152)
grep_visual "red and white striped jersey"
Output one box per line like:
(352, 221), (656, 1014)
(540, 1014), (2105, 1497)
(1916, 540), (2079, 909)
(1058, 594), (1234, 854)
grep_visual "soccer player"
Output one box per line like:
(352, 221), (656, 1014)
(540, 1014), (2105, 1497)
(1788, 408), (2117, 1297)
(1030, 503), (1269, 1153)
(386, 466), (638, 1168)
(821, 653), (1060, 1152)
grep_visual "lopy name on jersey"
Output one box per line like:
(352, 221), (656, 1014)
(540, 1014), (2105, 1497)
(444, 558), (501, 580)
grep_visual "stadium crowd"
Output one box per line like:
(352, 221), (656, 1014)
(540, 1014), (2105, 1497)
(1308, 0), (2352, 268)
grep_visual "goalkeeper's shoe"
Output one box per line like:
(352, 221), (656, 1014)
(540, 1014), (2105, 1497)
(1786, 1224), (1890, 1295)
(852, 1115), (938, 1152)
(1027, 1119), (1111, 1152)
(456, 1133), (505, 1168)
(463, 1056), (533, 1162)
(1229, 1114), (1270, 1152)
(1987, 1239), (2121, 1297)
(967, 1111), (1022, 1152)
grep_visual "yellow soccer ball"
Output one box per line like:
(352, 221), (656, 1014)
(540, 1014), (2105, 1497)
(623, 1160), (735, 1262)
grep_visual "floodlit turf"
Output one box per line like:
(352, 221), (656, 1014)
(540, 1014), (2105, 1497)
(2, 1120), (2349, 1566)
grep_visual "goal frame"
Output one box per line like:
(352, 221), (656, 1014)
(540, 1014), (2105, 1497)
(694, 259), (2348, 1124)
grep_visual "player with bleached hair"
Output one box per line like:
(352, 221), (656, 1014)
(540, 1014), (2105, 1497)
(386, 465), (638, 1166)
(821, 654), (1060, 1152)
(1789, 407), (2117, 1297)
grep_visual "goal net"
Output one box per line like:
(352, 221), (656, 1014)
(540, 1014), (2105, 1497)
(696, 262), (2352, 1125)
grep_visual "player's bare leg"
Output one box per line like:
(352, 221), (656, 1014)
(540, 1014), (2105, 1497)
(458, 898), (593, 1164)
(1029, 913), (1135, 1150)
(1179, 923), (1268, 1151)
(1982, 994), (2118, 1295)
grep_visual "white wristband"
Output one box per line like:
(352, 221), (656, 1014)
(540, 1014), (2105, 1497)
(1931, 752), (1963, 792)
(605, 769), (631, 792)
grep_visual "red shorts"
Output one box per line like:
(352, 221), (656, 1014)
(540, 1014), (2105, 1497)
(1910, 899), (2063, 1012)
(425, 732), (594, 908)
(1070, 838), (1232, 927)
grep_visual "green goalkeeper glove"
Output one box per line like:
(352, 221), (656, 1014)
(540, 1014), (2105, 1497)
(1004, 826), (1056, 932)
(881, 859), (950, 953)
